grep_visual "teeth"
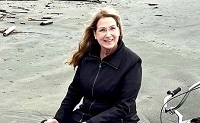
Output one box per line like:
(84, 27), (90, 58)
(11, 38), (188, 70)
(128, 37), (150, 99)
(105, 39), (112, 42)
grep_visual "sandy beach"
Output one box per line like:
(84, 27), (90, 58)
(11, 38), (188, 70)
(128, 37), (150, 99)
(0, 0), (200, 122)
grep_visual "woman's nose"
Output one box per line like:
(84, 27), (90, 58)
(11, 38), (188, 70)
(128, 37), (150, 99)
(105, 30), (112, 37)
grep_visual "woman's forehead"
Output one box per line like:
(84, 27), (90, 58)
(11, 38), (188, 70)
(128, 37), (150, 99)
(96, 17), (117, 27)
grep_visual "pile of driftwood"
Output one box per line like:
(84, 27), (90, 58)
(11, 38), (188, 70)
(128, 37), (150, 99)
(0, 7), (53, 36)
(0, 0), (106, 37)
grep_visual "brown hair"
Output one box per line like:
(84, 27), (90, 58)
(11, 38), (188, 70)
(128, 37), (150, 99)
(68, 7), (123, 68)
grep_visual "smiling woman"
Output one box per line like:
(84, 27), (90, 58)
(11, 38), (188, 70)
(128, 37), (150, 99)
(94, 17), (120, 59)
(41, 7), (142, 123)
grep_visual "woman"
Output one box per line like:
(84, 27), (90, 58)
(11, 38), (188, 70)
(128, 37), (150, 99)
(42, 7), (142, 123)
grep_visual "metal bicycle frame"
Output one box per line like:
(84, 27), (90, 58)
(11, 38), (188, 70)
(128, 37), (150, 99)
(163, 81), (200, 123)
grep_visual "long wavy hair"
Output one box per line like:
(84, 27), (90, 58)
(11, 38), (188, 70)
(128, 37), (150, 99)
(68, 7), (123, 68)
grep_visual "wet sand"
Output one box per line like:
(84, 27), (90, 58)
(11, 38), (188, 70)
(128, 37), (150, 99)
(0, 0), (200, 122)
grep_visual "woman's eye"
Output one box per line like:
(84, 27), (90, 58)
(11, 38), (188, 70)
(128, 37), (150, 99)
(110, 27), (116, 30)
(99, 29), (106, 32)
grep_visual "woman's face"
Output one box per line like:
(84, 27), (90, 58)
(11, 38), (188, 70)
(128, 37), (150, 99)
(94, 17), (120, 50)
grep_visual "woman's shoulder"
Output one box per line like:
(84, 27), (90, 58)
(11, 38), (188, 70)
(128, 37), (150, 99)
(119, 41), (141, 60)
(123, 46), (141, 62)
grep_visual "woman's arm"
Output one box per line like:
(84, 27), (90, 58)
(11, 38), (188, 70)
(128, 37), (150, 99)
(54, 65), (83, 122)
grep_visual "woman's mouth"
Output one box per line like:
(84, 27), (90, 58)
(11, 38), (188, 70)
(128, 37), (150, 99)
(104, 39), (113, 42)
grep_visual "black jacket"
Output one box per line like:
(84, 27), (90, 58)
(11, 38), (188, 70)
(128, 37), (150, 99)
(54, 40), (142, 123)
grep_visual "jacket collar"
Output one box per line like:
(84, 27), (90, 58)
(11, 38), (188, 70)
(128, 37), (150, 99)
(87, 39), (125, 69)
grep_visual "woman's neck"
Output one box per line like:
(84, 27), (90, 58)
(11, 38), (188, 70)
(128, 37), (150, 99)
(100, 46), (118, 60)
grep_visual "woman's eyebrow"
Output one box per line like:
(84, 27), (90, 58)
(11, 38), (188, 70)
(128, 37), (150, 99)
(98, 25), (117, 28)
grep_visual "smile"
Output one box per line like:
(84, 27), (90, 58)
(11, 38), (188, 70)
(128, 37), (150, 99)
(104, 39), (113, 42)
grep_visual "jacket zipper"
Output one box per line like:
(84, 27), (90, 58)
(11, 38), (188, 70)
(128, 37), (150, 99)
(79, 112), (85, 122)
(89, 100), (96, 114)
(89, 63), (101, 115)
(91, 63), (101, 97)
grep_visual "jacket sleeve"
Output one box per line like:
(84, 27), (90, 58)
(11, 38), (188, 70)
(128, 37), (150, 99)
(54, 65), (83, 123)
(87, 60), (142, 123)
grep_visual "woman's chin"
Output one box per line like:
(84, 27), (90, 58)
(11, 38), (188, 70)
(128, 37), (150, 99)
(102, 45), (115, 50)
